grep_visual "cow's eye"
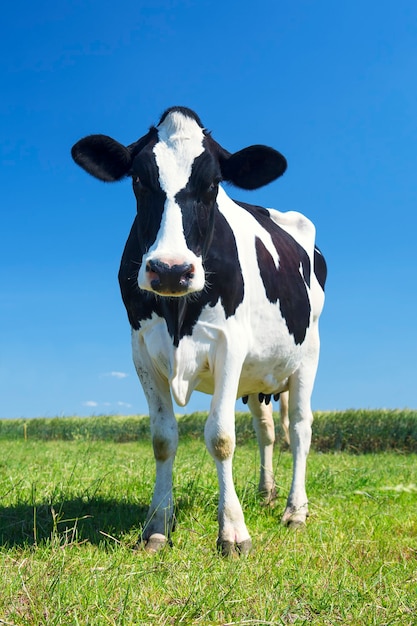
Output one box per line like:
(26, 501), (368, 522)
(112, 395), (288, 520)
(133, 176), (149, 192)
(207, 181), (219, 193)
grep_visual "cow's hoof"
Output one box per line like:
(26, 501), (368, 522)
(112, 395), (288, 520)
(237, 538), (252, 555)
(285, 519), (307, 530)
(281, 508), (309, 529)
(136, 533), (169, 553)
(217, 538), (252, 557)
(260, 487), (277, 507)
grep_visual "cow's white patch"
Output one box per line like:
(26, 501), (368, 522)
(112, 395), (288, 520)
(138, 112), (206, 293)
(154, 112), (205, 196)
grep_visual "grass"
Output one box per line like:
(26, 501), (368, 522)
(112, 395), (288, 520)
(0, 412), (417, 624)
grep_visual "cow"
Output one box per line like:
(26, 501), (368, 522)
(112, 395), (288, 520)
(71, 106), (327, 556)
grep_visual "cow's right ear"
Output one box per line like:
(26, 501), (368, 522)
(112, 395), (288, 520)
(71, 135), (132, 182)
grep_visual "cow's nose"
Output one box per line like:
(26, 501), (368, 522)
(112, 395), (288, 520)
(146, 259), (195, 294)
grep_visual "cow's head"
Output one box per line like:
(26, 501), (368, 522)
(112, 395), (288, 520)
(71, 107), (287, 297)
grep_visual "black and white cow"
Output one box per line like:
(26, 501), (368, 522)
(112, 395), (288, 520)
(71, 107), (326, 555)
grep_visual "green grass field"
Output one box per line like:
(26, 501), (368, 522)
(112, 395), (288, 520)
(1, 411), (416, 624)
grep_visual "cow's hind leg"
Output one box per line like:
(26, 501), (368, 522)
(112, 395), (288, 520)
(281, 340), (319, 528)
(279, 390), (290, 445)
(247, 394), (276, 504)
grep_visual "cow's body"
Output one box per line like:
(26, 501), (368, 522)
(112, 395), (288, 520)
(72, 107), (326, 555)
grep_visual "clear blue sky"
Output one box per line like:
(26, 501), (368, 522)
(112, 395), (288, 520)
(1, 0), (416, 418)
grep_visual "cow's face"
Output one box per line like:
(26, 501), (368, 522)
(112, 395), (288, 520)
(71, 107), (287, 297)
(132, 111), (220, 295)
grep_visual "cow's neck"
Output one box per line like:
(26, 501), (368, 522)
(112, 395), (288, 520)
(161, 298), (189, 348)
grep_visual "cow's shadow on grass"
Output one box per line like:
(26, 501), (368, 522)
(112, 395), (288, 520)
(0, 497), (151, 548)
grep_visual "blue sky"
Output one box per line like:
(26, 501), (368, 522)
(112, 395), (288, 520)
(1, 0), (416, 418)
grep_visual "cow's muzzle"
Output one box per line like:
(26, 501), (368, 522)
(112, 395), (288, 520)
(146, 259), (195, 295)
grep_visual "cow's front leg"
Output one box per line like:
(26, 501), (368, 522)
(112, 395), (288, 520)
(205, 418), (252, 556)
(204, 351), (251, 556)
(141, 403), (178, 552)
(132, 338), (178, 552)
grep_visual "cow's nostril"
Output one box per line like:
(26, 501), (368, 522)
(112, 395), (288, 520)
(178, 264), (194, 288)
(182, 264), (194, 281)
(147, 260), (164, 274)
(145, 260), (195, 294)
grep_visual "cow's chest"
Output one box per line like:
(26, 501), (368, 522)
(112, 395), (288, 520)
(134, 299), (306, 406)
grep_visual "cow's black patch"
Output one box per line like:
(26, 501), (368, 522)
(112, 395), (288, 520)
(236, 201), (312, 345)
(314, 247), (327, 291)
(174, 146), (221, 259)
(131, 141), (166, 252)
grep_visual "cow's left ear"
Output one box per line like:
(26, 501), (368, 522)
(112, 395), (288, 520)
(220, 145), (287, 190)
